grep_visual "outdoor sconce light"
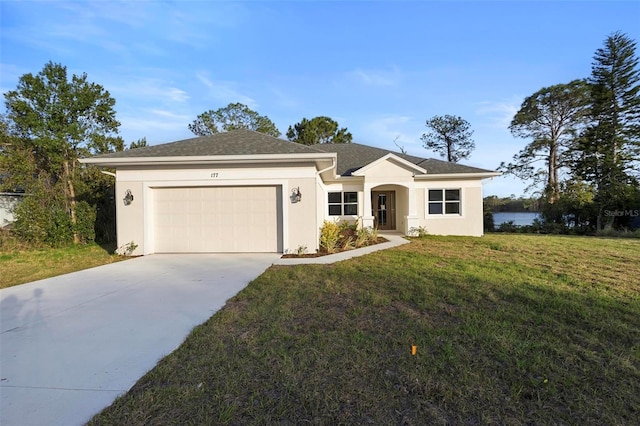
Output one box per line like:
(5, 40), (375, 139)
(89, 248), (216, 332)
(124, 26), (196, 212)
(123, 189), (134, 206)
(291, 187), (302, 204)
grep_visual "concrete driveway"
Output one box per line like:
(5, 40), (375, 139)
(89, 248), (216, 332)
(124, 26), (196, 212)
(0, 253), (279, 426)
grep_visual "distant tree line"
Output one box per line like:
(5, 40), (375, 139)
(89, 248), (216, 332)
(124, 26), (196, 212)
(483, 196), (542, 213)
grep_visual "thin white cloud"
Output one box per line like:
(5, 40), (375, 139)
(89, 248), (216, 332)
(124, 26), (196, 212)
(165, 87), (190, 103)
(196, 73), (215, 90)
(349, 66), (402, 87)
(160, 3), (246, 48)
(110, 78), (189, 104)
(56, 1), (148, 29)
(42, 2), (147, 54)
(0, 2), (150, 60)
(267, 86), (299, 108)
(164, 10), (209, 47)
(148, 109), (189, 120)
(360, 115), (422, 153)
(195, 72), (257, 108)
(475, 98), (521, 129)
(6, 1), (227, 58)
(118, 109), (192, 143)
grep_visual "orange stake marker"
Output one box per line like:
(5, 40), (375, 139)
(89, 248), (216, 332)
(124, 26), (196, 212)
(411, 345), (417, 356)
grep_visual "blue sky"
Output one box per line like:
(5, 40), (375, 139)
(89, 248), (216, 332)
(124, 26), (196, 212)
(1, 1), (639, 197)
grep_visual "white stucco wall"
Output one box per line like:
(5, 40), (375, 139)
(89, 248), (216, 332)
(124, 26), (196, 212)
(415, 180), (485, 237)
(319, 182), (364, 227)
(115, 163), (319, 255)
(112, 155), (491, 255)
(357, 158), (417, 181)
(115, 181), (145, 254)
(284, 176), (318, 253)
(317, 159), (488, 237)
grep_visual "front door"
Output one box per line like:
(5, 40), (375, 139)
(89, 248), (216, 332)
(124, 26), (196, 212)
(372, 191), (396, 230)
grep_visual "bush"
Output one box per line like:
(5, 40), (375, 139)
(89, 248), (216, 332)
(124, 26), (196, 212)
(45, 206), (73, 246)
(484, 211), (495, 232)
(319, 220), (341, 254)
(355, 227), (371, 247)
(409, 226), (428, 237)
(115, 240), (139, 256)
(496, 221), (518, 233)
(12, 194), (50, 244)
(74, 201), (96, 244)
(320, 221), (380, 253)
(12, 191), (98, 247)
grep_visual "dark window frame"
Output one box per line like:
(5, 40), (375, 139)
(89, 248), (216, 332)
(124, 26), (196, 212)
(328, 191), (358, 216)
(428, 189), (461, 216)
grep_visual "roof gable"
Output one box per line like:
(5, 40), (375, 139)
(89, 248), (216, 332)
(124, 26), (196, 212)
(351, 153), (426, 177)
(312, 143), (425, 175)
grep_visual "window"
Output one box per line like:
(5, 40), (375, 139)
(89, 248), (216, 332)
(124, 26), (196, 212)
(328, 192), (341, 215)
(428, 189), (461, 215)
(343, 192), (358, 215)
(328, 191), (358, 216)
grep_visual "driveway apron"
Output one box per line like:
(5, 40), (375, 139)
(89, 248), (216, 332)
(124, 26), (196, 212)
(0, 253), (278, 426)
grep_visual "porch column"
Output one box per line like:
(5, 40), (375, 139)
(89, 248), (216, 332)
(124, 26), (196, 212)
(362, 182), (375, 229)
(405, 184), (419, 235)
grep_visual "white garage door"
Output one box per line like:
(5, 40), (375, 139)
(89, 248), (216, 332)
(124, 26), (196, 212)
(153, 186), (281, 253)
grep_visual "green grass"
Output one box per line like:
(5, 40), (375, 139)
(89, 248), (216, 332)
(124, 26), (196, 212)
(0, 243), (125, 288)
(87, 234), (639, 424)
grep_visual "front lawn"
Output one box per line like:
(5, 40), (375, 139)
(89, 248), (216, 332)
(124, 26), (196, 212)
(90, 234), (640, 424)
(0, 244), (125, 289)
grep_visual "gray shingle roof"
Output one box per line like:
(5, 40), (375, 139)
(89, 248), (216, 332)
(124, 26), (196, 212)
(92, 129), (321, 158)
(413, 158), (495, 175)
(87, 130), (496, 175)
(312, 143), (494, 175)
(312, 143), (424, 175)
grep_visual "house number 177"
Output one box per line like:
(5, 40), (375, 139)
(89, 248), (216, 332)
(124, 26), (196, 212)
(210, 172), (219, 178)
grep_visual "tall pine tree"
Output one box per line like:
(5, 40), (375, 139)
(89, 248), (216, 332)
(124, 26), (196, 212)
(576, 32), (640, 230)
(421, 115), (475, 163)
(502, 80), (590, 203)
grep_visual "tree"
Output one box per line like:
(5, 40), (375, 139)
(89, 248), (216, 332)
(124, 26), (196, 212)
(286, 116), (352, 145)
(500, 80), (590, 202)
(3, 61), (122, 244)
(128, 137), (148, 149)
(575, 31), (640, 229)
(188, 102), (281, 137)
(421, 115), (475, 162)
(392, 136), (407, 154)
(540, 180), (597, 231)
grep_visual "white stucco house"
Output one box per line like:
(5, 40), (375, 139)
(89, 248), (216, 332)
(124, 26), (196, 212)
(80, 130), (500, 255)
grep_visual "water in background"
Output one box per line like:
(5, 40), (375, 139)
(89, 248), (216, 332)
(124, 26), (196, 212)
(493, 212), (540, 227)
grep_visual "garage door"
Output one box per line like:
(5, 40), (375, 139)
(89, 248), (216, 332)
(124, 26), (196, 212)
(153, 186), (281, 253)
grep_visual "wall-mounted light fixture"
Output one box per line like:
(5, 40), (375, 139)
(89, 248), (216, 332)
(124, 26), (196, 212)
(290, 187), (302, 204)
(123, 189), (134, 206)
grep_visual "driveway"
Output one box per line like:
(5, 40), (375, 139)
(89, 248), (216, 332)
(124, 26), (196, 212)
(0, 253), (279, 426)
